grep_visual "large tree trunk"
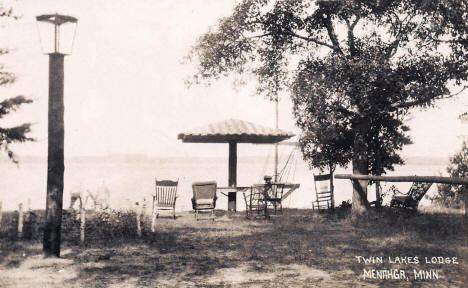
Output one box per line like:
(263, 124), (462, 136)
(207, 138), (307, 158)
(375, 152), (382, 208)
(328, 164), (335, 210)
(352, 121), (370, 216)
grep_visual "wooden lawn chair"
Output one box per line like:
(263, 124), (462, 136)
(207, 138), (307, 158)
(243, 184), (269, 219)
(152, 179), (178, 227)
(191, 181), (217, 221)
(312, 174), (334, 212)
(389, 182), (433, 213)
(265, 183), (285, 215)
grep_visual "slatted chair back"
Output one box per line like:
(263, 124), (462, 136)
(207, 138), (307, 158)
(313, 174), (334, 210)
(155, 179), (178, 206)
(407, 182), (433, 202)
(264, 183), (284, 200)
(244, 184), (268, 219)
(251, 184), (267, 202)
(192, 181), (217, 201)
(267, 183), (285, 214)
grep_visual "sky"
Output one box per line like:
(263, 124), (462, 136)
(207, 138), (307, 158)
(0, 0), (467, 160)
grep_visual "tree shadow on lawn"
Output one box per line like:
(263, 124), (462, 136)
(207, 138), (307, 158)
(63, 210), (467, 287)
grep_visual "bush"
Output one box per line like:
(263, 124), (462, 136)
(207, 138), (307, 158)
(84, 209), (139, 242)
(1, 208), (144, 244)
(430, 141), (467, 208)
(333, 200), (352, 218)
(337, 200), (352, 210)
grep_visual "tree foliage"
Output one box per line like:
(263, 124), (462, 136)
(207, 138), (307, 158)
(432, 141), (468, 208)
(0, 3), (33, 163)
(294, 82), (352, 173)
(187, 0), (467, 211)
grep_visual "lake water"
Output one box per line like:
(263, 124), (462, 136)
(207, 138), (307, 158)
(0, 155), (448, 212)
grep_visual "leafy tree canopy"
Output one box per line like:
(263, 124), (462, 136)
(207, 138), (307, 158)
(188, 0), (466, 165)
(187, 0), (467, 211)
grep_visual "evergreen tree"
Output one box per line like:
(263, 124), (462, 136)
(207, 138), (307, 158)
(0, 3), (34, 163)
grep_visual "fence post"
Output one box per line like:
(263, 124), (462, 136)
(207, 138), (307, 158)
(463, 190), (467, 234)
(80, 203), (86, 244)
(25, 199), (31, 223)
(136, 202), (142, 237)
(0, 200), (2, 229)
(27, 199), (31, 211)
(18, 203), (24, 239)
(375, 182), (381, 208)
(151, 196), (156, 233)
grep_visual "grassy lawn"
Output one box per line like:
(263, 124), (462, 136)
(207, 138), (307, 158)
(0, 208), (467, 287)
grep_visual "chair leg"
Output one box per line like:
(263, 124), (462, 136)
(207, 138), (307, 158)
(211, 209), (214, 221)
(173, 208), (176, 220)
(151, 210), (156, 233)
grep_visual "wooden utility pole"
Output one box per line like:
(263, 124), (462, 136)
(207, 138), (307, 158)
(228, 141), (237, 212)
(274, 96), (279, 183)
(43, 53), (65, 257)
(36, 14), (78, 257)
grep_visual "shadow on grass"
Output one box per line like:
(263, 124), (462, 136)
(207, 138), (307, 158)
(2, 208), (467, 287)
(63, 209), (467, 286)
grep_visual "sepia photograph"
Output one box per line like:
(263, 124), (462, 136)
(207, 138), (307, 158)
(0, 0), (467, 287)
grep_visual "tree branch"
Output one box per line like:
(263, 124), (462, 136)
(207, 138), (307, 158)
(392, 86), (467, 109)
(242, 33), (272, 39)
(449, 86), (468, 97)
(428, 35), (468, 46)
(386, 12), (416, 58)
(287, 32), (335, 50)
(351, 16), (360, 30)
(322, 14), (344, 55)
(345, 18), (358, 56)
(391, 98), (431, 109)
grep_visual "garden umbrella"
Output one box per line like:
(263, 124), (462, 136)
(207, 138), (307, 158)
(178, 118), (294, 211)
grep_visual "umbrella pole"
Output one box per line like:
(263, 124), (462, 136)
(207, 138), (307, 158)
(228, 141), (237, 212)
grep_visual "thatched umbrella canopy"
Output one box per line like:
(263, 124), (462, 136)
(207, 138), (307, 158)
(178, 118), (294, 211)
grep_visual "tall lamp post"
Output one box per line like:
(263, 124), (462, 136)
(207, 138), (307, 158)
(36, 14), (78, 257)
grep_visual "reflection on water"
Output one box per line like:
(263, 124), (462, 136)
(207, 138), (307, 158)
(0, 156), (447, 212)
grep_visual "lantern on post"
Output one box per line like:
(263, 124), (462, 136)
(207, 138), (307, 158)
(36, 13), (78, 257)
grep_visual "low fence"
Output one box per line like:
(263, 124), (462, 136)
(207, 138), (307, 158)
(0, 198), (150, 244)
(335, 174), (468, 185)
(335, 174), (468, 220)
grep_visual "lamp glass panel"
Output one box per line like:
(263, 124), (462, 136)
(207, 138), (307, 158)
(36, 21), (55, 54)
(36, 21), (77, 54)
(58, 22), (77, 54)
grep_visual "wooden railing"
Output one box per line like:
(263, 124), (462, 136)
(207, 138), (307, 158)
(335, 174), (468, 219)
(335, 174), (468, 185)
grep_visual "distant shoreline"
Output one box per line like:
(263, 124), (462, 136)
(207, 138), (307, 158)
(1, 154), (450, 167)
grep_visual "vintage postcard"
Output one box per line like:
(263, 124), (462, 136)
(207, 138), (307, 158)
(0, 0), (466, 287)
